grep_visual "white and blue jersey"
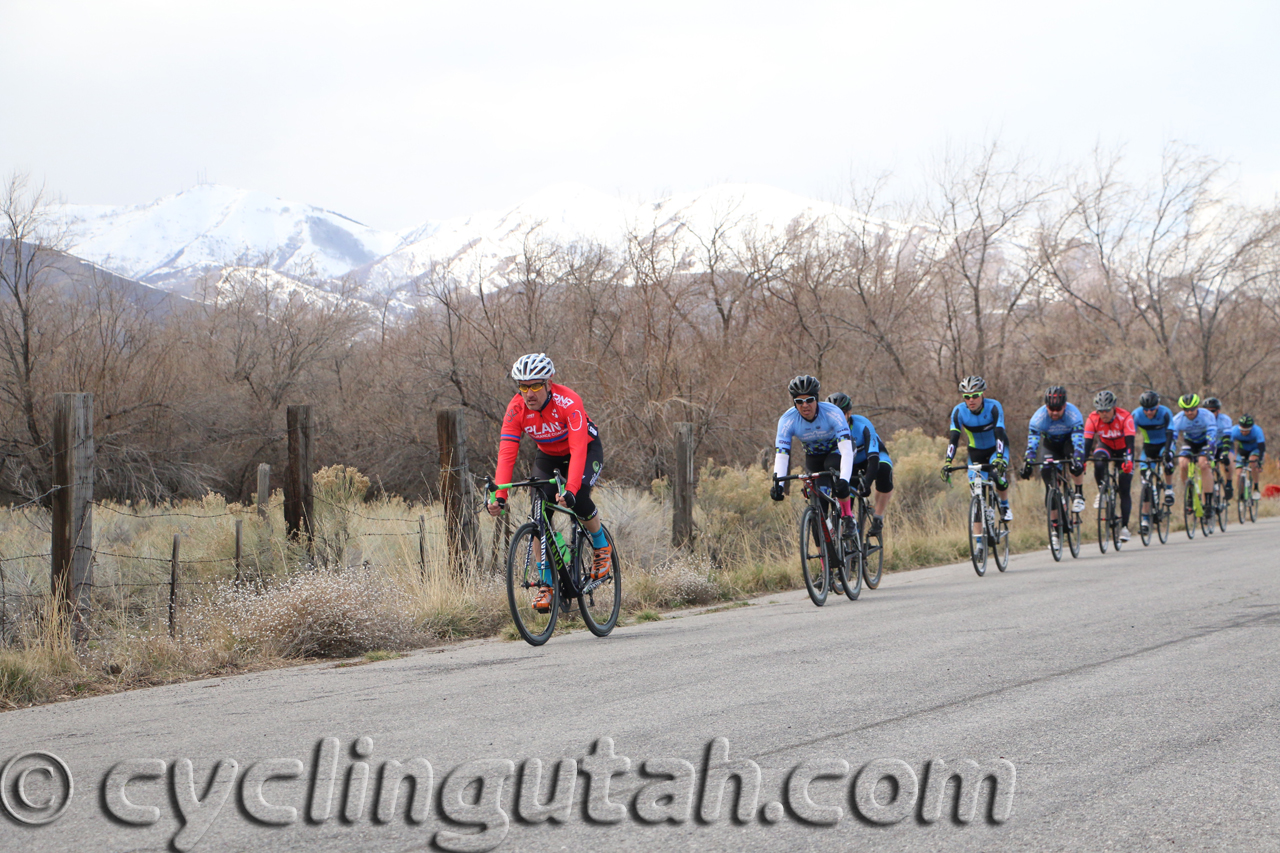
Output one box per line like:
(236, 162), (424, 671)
(1024, 403), (1085, 462)
(1231, 424), (1266, 457)
(774, 402), (854, 482)
(1133, 405), (1174, 451)
(947, 399), (1008, 458)
(1170, 409), (1218, 446)
(1213, 413), (1233, 450)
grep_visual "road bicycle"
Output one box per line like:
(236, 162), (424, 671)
(1238, 457), (1261, 524)
(1092, 455), (1123, 554)
(945, 463), (1009, 576)
(1182, 459), (1213, 539)
(774, 470), (861, 606)
(1028, 458), (1080, 562)
(851, 480), (884, 589)
(1137, 455), (1173, 546)
(486, 475), (620, 646)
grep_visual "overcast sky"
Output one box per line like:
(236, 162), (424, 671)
(3, 0), (1278, 230)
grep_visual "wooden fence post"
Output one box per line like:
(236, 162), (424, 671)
(51, 392), (94, 638)
(418, 515), (427, 575)
(234, 519), (243, 584)
(285, 406), (314, 549)
(437, 408), (478, 569)
(169, 534), (179, 638)
(672, 422), (695, 547)
(257, 463), (271, 520)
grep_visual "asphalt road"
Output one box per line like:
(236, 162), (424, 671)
(2, 516), (1279, 852)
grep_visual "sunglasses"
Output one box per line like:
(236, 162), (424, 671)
(516, 381), (546, 393)
(793, 396), (818, 406)
(1047, 404), (1064, 413)
(963, 393), (983, 400)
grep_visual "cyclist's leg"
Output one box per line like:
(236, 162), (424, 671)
(1177, 443), (1192, 487)
(846, 458), (868, 519)
(806, 451), (846, 515)
(1195, 443), (1213, 493)
(870, 459), (893, 534)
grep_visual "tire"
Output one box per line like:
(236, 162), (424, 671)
(1066, 495), (1082, 558)
(969, 495), (987, 577)
(506, 522), (558, 646)
(577, 526), (620, 636)
(1156, 490), (1170, 544)
(1109, 490), (1122, 551)
(839, 513), (862, 601)
(1250, 488), (1258, 523)
(1139, 482), (1153, 547)
(1046, 489), (1063, 562)
(859, 504), (882, 589)
(1238, 478), (1246, 525)
(1217, 485), (1229, 533)
(1184, 482), (1197, 540)
(1200, 501), (1214, 537)
(800, 507), (830, 606)
(993, 518), (1010, 572)
(1097, 481), (1110, 554)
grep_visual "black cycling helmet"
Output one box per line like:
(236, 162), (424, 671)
(1139, 390), (1160, 409)
(1204, 396), (1221, 412)
(959, 375), (986, 395)
(1178, 393), (1200, 410)
(1093, 389), (1116, 411)
(1240, 414), (1255, 428)
(788, 375), (820, 399)
(1044, 385), (1067, 410)
(825, 392), (852, 413)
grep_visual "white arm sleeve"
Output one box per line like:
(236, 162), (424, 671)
(838, 438), (854, 482)
(773, 451), (790, 480)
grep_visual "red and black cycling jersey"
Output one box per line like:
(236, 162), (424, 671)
(1083, 407), (1136, 457)
(494, 383), (598, 500)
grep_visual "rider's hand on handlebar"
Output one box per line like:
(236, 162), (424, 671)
(1019, 462), (1033, 481)
(940, 461), (953, 483)
(833, 477), (851, 499)
(770, 482), (785, 502)
(487, 496), (506, 517)
(557, 490), (577, 510)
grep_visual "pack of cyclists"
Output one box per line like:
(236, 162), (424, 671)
(489, 354), (1269, 609)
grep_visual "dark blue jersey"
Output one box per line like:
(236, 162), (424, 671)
(948, 399), (1008, 456)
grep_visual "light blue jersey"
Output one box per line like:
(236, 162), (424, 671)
(775, 402), (852, 456)
(848, 414), (892, 466)
(1170, 409), (1218, 445)
(1231, 424), (1265, 454)
(1214, 413), (1233, 448)
(1025, 403), (1085, 462)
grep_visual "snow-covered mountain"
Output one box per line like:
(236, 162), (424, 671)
(55, 182), (896, 308)
(58, 185), (404, 290)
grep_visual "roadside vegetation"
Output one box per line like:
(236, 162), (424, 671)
(2, 447), (1276, 710)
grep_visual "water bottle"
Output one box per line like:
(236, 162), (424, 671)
(551, 530), (571, 566)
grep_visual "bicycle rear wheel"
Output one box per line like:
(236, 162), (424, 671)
(969, 495), (987, 576)
(506, 522), (558, 646)
(1217, 483), (1229, 533)
(1238, 478), (1247, 524)
(993, 517), (1010, 572)
(577, 526), (620, 636)
(800, 507), (830, 606)
(1066, 491), (1082, 558)
(1250, 485), (1259, 523)
(859, 503), (882, 589)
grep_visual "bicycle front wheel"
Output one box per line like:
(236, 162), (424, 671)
(1217, 488), (1229, 533)
(1139, 482), (1153, 547)
(1183, 482), (1197, 539)
(1156, 491), (1170, 543)
(1047, 488), (1063, 562)
(969, 495), (987, 576)
(838, 515), (862, 601)
(1066, 493), (1082, 558)
(1250, 487), (1258, 523)
(1109, 490), (1122, 551)
(800, 507), (830, 606)
(1238, 479), (1247, 524)
(577, 526), (620, 637)
(506, 522), (558, 646)
(1097, 483), (1110, 554)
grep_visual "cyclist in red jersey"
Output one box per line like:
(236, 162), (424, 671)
(488, 353), (611, 611)
(1083, 389), (1136, 541)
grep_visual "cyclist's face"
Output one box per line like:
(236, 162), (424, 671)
(519, 380), (550, 408)
(964, 393), (984, 412)
(793, 396), (818, 419)
(1143, 407), (1158, 418)
(1048, 406), (1064, 420)
(1098, 408), (1115, 423)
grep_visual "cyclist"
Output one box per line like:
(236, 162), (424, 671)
(1170, 393), (1219, 507)
(1132, 390), (1177, 533)
(1230, 415), (1266, 497)
(1083, 390), (1136, 542)
(1020, 385), (1086, 507)
(488, 353), (611, 612)
(827, 392), (894, 537)
(1203, 397), (1235, 501)
(941, 376), (1012, 522)
(770, 376), (855, 514)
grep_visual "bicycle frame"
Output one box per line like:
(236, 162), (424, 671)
(774, 469), (860, 604)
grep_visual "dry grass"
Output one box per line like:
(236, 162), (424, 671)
(2, 451), (1278, 709)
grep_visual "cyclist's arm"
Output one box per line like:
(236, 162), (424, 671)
(856, 424), (880, 473)
(493, 398), (525, 500)
(1083, 436), (1096, 458)
(837, 437), (855, 482)
(946, 408), (961, 460)
(1071, 423), (1085, 462)
(561, 398), (592, 495)
(773, 448), (791, 480)
(1024, 427), (1041, 462)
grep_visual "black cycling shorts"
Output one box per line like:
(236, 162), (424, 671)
(852, 458), (894, 493)
(532, 436), (604, 521)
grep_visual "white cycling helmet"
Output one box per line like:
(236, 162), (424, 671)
(511, 353), (555, 382)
